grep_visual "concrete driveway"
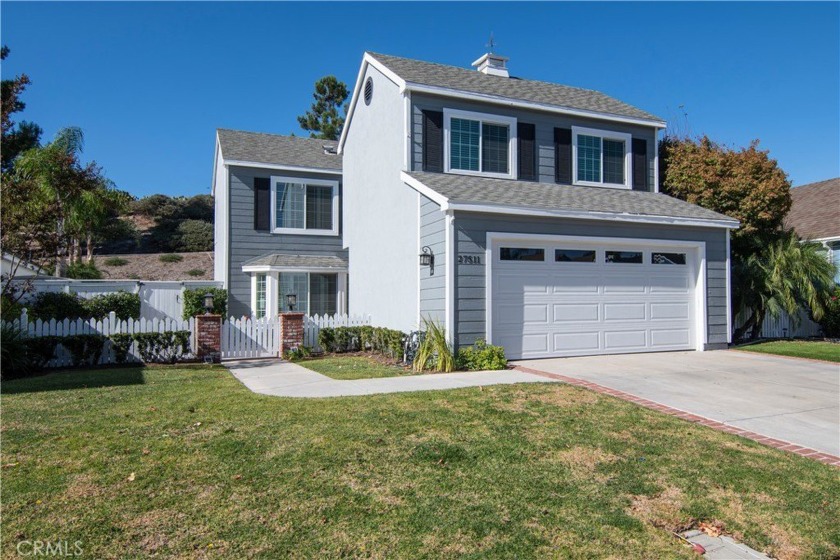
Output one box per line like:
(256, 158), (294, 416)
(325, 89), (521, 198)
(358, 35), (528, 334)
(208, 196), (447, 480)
(514, 350), (839, 456)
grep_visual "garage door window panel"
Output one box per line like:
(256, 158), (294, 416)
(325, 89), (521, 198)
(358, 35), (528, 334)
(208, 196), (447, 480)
(652, 252), (687, 265)
(555, 249), (596, 263)
(500, 247), (545, 261)
(605, 251), (643, 264)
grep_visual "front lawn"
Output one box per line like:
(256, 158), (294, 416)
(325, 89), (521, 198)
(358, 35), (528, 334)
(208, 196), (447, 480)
(299, 354), (412, 380)
(737, 340), (840, 363)
(3, 366), (838, 558)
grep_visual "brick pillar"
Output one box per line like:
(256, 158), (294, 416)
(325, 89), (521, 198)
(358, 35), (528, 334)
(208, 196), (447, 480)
(279, 312), (305, 357)
(195, 314), (222, 362)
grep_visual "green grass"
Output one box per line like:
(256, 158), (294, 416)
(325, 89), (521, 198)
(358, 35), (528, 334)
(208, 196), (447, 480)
(299, 355), (413, 380)
(3, 366), (838, 559)
(158, 253), (183, 263)
(186, 268), (205, 277)
(103, 257), (128, 267)
(737, 340), (840, 362)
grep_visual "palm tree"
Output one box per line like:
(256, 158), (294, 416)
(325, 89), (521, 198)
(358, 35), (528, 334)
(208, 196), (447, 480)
(733, 231), (836, 340)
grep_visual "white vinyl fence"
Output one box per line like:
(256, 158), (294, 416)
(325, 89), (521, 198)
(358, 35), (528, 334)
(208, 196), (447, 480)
(5, 309), (195, 368)
(219, 313), (372, 359)
(303, 314), (372, 352)
(733, 308), (823, 339)
(14, 279), (222, 322)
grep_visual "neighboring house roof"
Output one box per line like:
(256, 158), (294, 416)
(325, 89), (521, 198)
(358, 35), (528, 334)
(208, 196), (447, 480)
(783, 178), (840, 241)
(367, 52), (664, 124)
(242, 253), (349, 270)
(404, 171), (739, 227)
(217, 129), (342, 171)
(97, 252), (215, 281)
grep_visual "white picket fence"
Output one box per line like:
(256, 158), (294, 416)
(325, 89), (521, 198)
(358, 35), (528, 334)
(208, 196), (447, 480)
(4, 309), (194, 368)
(303, 314), (372, 352)
(734, 308), (823, 339)
(219, 313), (372, 359)
(221, 316), (280, 359)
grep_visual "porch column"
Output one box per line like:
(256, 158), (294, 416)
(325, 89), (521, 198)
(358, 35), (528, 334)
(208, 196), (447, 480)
(337, 272), (348, 315)
(266, 273), (278, 318)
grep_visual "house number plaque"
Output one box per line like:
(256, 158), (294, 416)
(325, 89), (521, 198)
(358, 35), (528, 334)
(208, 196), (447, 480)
(458, 255), (482, 265)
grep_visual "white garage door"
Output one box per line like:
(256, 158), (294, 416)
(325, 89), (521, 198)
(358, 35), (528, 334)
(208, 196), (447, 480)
(491, 239), (699, 359)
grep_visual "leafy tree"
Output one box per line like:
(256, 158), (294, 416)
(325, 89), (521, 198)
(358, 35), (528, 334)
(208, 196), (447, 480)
(732, 232), (836, 340)
(4, 127), (113, 277)
(659, 135), (792, 258)
(1, 45), (42, 171)
(173, 219), (213, 252)
(297, 76), (348, 140)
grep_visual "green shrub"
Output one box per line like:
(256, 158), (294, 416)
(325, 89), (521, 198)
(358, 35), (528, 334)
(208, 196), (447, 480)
(59, 334), (106, 367)
(182, 287), (227, 319)
(110, 334), (133, 364)
(159, 254), (184, 263)
(1, 294), (25, 321)
(816, 287), (840, 338)
(413, 319), (454, 373)
(28, 292), (87, 321)
(104, 257), (129, 267)
(173, 220), (213, 252)
(83, 291), (140, 321)
(317, 326), (406, 358)
(186, 268), (205, 277)
(65, 261), (103, 279)
(457, 339), (507, 371)
(1, 324), (32, 379)
(132, 331), (190, 363)
(283, 345), (312, 362)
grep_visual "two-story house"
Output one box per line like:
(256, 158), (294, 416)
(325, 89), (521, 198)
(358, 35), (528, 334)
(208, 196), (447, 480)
(212, 130), (348, 319)
(215, 50), (740, 360)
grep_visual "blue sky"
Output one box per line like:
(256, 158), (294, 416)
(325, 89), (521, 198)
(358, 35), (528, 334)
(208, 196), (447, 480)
(2, 2), (838, 198)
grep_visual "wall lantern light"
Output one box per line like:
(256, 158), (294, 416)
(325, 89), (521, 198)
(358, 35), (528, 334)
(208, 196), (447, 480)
(203, 292), (215, 314)
(419, 246), (434, 275)
(286, 293), (297, 312)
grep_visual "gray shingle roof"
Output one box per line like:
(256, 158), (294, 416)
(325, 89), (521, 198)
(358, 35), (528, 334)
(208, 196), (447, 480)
(369, 53), (664, 124)
(217, 129), (342, 170)
(242, 253), (349, 269)
(406, 171), (738, 224)
(783, 178), (840, 240)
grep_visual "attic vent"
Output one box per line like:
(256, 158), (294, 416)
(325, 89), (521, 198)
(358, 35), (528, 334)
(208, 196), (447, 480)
(323, 145), (337, 155)
(364, 77), (374, 105)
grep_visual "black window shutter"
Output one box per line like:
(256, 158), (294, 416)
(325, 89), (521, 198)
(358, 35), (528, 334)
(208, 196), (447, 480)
(422, 110), (443, 172)
(517, 122), (536, 181)
(554, 128), (572, 184)
(254, 177), (270, 231)
(632, 138), (648, 191)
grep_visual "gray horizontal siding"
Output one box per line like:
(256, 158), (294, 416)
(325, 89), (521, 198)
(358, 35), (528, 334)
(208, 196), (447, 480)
(418, 195), (445, 324)
(453, 212), (729, 350)
(227, 165), (347, 318)
(411, 93), (657, 191)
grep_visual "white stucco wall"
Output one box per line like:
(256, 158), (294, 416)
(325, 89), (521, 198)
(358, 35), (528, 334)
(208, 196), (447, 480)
(342, 63), (419, 332)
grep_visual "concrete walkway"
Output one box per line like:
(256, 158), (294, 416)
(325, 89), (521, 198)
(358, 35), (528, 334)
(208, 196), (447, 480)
(226, 359), (557, 398)
(514, 350), (840, 457)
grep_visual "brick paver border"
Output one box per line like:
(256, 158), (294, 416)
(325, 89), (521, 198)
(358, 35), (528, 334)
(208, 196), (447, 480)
(513, 365), (840, 468)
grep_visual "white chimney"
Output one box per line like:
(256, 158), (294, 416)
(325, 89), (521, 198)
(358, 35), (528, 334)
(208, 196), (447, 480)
(471, 53), (509, 78)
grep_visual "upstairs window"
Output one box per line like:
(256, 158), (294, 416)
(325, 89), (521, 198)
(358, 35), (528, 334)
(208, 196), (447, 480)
(572, 126), (632, 189)
(271, 177), (339, 236)
(444, 109), (516, 179)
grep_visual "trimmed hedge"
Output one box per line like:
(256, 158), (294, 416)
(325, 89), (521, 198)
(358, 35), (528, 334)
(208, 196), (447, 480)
(816, 287), (840, 338)
(26, 291), (141, 322)
(318, 326), (406, 359)
(182, 287), (227, 319)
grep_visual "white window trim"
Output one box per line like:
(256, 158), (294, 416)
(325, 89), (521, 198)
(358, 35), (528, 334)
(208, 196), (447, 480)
(443, 108), (517, 180)
(250, 270), (347, 318)
(571, 126), (632, 189)
(270, 176), (339, 236)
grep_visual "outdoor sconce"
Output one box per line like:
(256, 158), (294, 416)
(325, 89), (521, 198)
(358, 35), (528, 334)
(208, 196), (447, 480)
(203, 292), (214, 314)
(286, 293), (297, 312)
(419, 246), (434, 275)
